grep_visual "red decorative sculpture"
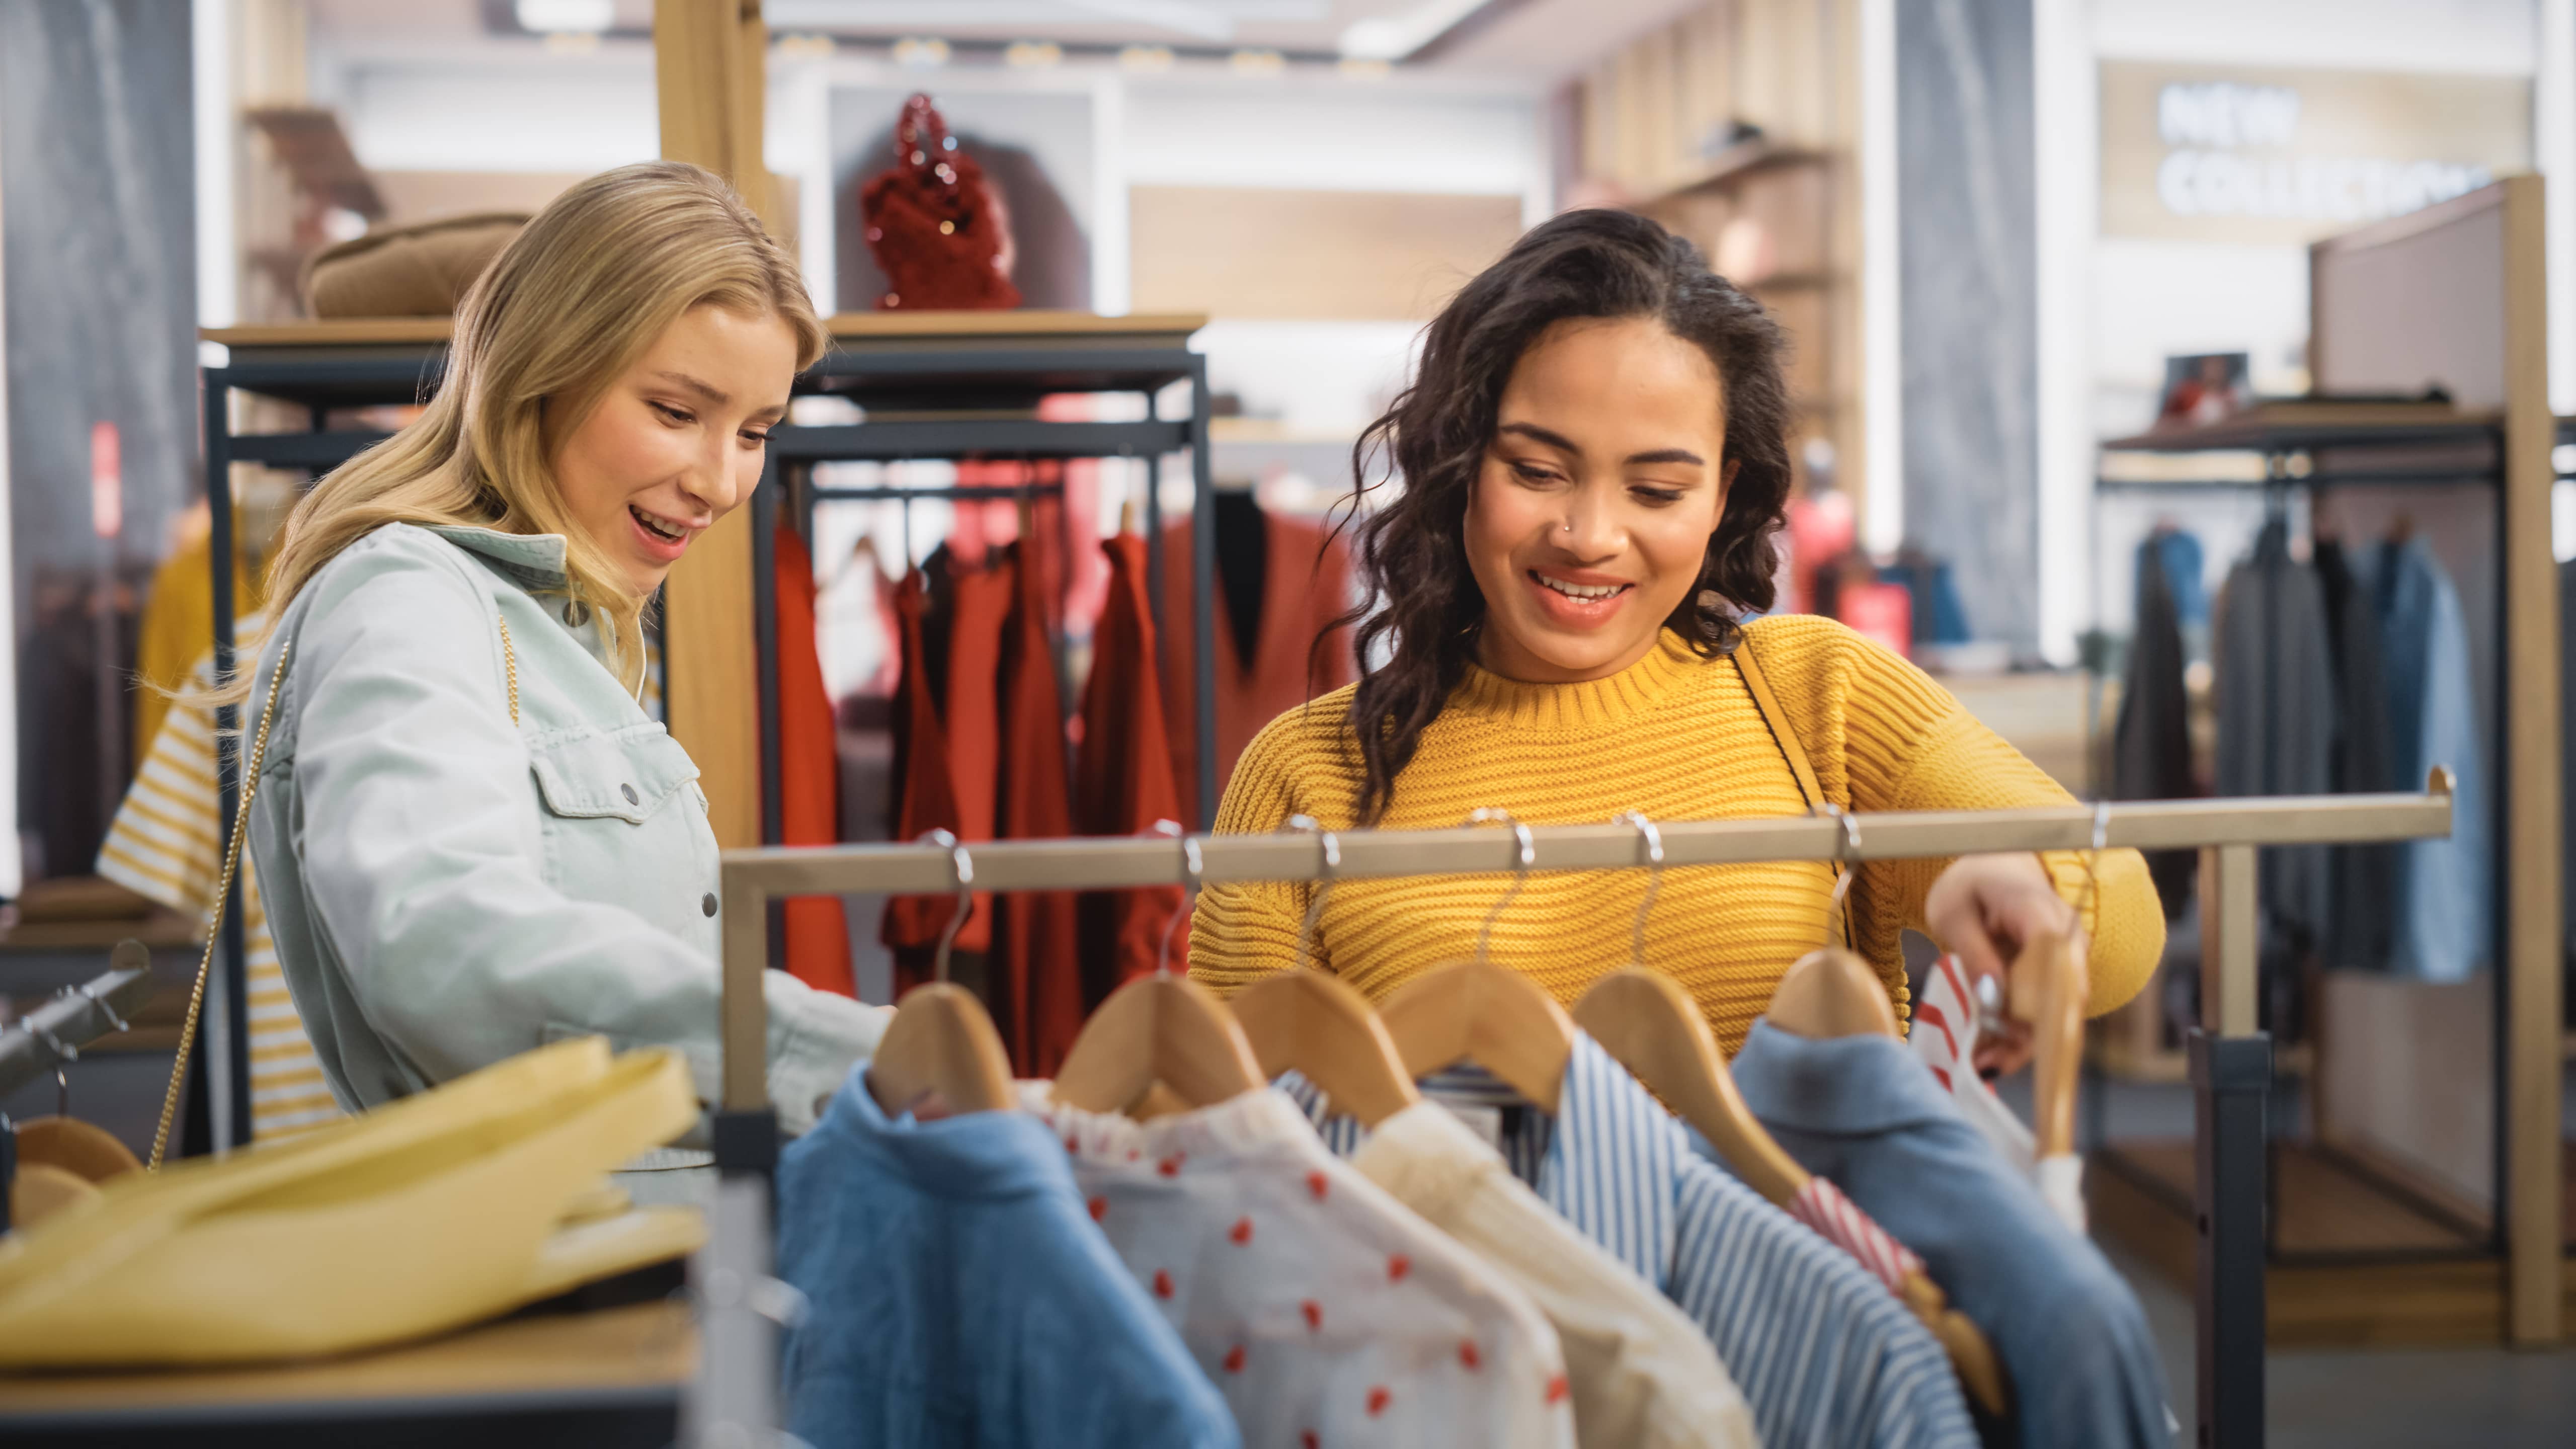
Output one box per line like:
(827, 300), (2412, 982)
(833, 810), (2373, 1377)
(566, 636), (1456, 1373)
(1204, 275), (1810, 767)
(859, 94), (1020, 311)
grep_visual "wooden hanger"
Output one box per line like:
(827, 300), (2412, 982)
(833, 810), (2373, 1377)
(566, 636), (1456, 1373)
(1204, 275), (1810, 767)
(1052, 830), (1266, 1115)
(2013, 801), (2104, 1161)
(13, 1117), (141, 1185)
(1573, 814), (1808, 1206)
(1767, 805), (1903, 1040)
(869, 983), (1017, 1119)
(1375, 814), (1574, 1112)
(1758, 807), (2011, 1420)
(1226, 818), (1420, 1128)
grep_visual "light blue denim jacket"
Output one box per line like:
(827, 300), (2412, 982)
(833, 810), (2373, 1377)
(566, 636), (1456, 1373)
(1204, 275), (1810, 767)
(246, 522), (886, 1135)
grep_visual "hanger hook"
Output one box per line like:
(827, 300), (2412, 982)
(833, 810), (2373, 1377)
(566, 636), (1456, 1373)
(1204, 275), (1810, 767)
(922, 829), (974, 985)
(1617, 810), (1665, 967)
(1154, 819), (1204, 976)
(1468, 808), (1536, 968)
(76, 981), (130, 1035)
(2077, 798), (2112, 924)
(1284, 814), (1339, 974)
(1813, 801), (1862, 947)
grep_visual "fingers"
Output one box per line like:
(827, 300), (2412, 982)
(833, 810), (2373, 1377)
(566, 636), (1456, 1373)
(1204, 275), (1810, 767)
(1972, 1027), (2035, 1078)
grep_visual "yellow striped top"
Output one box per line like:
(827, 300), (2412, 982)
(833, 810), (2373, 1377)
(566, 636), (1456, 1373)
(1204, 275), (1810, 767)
(1187, 616), (2164, 1052)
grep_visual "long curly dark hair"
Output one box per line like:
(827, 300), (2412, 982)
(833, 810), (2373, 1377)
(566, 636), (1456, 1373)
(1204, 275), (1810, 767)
(1324, 207), (1794, 823)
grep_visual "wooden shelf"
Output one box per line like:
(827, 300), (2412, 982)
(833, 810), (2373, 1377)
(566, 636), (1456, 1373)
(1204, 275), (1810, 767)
(0, 1302), (690, 1434)
(1635, 139), (1831, 210)
(203, 310), (1209, 352)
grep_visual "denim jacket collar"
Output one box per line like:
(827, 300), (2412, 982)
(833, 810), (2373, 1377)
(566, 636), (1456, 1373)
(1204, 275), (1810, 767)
(1728, 1018), (1961, 1137)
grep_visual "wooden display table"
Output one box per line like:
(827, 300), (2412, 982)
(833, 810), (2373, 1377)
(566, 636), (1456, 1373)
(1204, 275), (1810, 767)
(0, 1301), (692, 1447)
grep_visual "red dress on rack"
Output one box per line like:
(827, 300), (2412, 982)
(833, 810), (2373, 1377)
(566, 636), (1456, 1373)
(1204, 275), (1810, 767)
(943, 553), (1014, 955)
(880, 569), (963, 991)
(1074, 533), (1187, 995)
(994, 521), (1084, 1076)
(1159, 512), (1357, 826)
(772, 527), (854, 996)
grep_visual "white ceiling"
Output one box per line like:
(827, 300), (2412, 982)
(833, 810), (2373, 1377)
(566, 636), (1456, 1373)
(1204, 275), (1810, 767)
(305, 0), (1707, 79)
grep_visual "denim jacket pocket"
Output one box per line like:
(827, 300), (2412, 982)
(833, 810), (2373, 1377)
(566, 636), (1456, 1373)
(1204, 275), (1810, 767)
(527, 725), (700, 826)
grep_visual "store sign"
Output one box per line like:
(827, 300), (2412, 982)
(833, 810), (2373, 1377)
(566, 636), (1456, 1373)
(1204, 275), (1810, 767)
(2101, 61), (2530, 246)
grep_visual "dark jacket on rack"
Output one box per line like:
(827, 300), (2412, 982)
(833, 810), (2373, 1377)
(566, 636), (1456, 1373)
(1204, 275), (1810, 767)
(2312, 539), (2396, 972)
(2213, 519), (2334, 950)
(2111, 535), (2196, 917)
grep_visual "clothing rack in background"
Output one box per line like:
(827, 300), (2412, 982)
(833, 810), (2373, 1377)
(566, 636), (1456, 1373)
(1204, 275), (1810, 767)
(2087, 177), (2561, 1348)
(189, 312), (1222, 1152)
(707, 782), (2457, 1449)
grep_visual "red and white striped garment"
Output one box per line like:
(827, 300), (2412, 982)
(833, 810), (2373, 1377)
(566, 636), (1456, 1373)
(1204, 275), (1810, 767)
(1909, 953), (2086, 1234)
(1786, 1175), (1926, 1296)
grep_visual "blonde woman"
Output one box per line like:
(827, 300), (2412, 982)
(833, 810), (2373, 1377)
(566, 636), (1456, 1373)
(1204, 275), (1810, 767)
(237, 162), (886, 1140)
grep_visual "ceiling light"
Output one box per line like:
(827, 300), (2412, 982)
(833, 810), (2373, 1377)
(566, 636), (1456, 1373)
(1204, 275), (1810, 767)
(1119, 44), (1175, 73)
(515, 0), (610, 34)
(1338, 57), (1391, 82)
(1004, 40), (1063, 69)
(1229, 48), (1285, 76)
(543, 29), (601, 53)
(1340, 0), (1485, 62)
(892, 36), (950, 69)
(775, 33), (837, 59)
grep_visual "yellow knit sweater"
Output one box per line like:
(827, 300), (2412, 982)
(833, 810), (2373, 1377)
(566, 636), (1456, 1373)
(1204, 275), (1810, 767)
(1188, 616), (2164, 1052)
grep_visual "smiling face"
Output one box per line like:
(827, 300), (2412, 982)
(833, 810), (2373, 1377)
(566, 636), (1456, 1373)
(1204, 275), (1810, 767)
(549, 302), (799, 596)
(1462, 315), (1736, 684)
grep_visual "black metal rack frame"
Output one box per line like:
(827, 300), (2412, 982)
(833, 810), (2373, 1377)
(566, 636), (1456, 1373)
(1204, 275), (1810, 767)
(196, 325), (1218, 1152)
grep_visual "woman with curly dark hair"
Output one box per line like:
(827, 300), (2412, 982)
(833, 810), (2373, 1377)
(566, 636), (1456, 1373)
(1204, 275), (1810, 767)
(1187, 209), (2162, 1063)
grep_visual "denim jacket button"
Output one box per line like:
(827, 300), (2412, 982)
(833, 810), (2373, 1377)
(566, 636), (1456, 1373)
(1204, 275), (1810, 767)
(621, 783), (640, 806)
(701, 893), (719, 917)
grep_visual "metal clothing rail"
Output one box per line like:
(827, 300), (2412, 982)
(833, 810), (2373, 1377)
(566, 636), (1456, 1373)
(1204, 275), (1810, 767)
(712, 779), (2454, 1449)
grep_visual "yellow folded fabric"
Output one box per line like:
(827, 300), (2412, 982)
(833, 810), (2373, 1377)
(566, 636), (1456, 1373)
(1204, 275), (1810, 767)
(0, 1037), (696, 1367)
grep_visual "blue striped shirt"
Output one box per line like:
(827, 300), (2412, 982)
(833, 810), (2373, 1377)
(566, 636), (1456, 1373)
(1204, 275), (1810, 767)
(1284, 1035), (1978, 1449)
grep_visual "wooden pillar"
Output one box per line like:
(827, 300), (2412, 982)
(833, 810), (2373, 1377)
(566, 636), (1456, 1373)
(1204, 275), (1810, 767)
(653, 0), (771, 848)
(2499, 175), (2564, 1346)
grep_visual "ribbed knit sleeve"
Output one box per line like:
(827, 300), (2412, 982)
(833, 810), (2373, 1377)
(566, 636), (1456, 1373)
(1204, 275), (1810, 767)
(1744, 615), (2165, 1017)
(1185, 692), (1354, 998)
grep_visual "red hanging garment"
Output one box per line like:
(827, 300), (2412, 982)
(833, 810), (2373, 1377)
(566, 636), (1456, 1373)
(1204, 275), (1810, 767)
(771, 527), (855, 996)
(1159, 510), (1357, 827)
(943, 552), (1014, 957)
(1073, 534), (1187, 996)
(994, 517), (1084, 1076)
(879, 569), (963, 992)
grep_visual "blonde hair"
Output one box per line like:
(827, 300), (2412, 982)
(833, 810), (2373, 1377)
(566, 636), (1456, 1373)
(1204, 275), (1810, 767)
(222, 161), (825, 698)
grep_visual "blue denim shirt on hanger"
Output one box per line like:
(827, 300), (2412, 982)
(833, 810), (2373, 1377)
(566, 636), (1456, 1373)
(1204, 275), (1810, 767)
(777, 1063), (1239, 1449)
(1727, 1021), (2170, 1449)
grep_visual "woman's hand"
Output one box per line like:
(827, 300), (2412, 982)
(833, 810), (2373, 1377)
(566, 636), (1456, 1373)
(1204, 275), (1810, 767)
(1922, 853), (2083, 1077)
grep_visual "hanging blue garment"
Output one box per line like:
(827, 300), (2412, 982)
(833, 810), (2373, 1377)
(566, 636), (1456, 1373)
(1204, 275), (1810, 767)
(1729, 1021), (2171, 1449)
(777, 1063), (1240, 1449)
(2371, 538), (2491, 981)
(2149, 530), (2207, 629)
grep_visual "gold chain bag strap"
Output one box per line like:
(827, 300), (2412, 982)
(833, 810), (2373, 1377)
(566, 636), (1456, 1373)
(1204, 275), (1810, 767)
(149, 615), (522, 1169)
(1729, 631), (1854, 951)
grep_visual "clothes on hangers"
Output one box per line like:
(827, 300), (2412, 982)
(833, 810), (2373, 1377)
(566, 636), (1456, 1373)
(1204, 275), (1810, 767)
(778, 1064), (1238, 1449)
(96, 619), (345, 1142)
(1731, 1019), (2169, 1449)
(1349, 1099), (1758, 1449)
(2367, 536), (2490, 981)
(1029, 1085), (1578, 1449)
(1073, 533), (1187, 998)
(995, 531), (1085, 1077)
(1906, 953), (2082, 1234)
(2312, 538), (2397, 973)
(775, 525), (856, 997)
(1192, 618), (2166, 1054)
(1159, 506), (1357, 827)
(2213, 518), (2334, 952)
(1283, 1034), (1981, 1449)
(2112, 535), (2198, 919)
